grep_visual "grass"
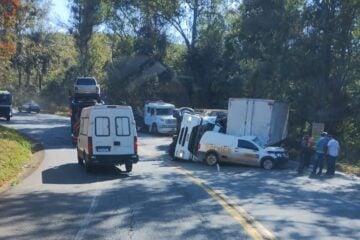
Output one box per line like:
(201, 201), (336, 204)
(338, 161), (360, 176)
(0, 125), (32, 187)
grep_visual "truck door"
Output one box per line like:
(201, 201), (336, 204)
(174, 113), (202, 161)
(144, 106), (150, 125)
(231, 139), (260, 166)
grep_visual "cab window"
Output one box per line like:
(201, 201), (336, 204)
(238, 140), (258, 151)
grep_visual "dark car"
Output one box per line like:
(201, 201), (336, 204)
(0, 90), (12, 121)
(18, 102), (40, 113)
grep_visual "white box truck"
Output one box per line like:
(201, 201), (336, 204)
(227, 98), (289, 145)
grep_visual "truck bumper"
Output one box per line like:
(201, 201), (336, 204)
(158, 126), (177, 134)
(89, 154), (139, 165)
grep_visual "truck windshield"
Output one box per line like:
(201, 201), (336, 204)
(156, 108), (173, 116)
(253, 137), (265, 148)
(0, 94), (11, 105)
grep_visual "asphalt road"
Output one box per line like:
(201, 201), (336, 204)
(0, 112), (359, 240)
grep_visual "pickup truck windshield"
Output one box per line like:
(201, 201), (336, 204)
(156, 108), (173, 116)
(0, 94), (11, 105)
(253, 137), (265, 148)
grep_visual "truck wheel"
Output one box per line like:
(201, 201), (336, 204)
(125, 162), (133, 172)
(84, 156), (92, 173)
(151, 123), (158, 134)
(205, 152), (218, 166)
(77, 150), (83, 165)
(262, 158), (275, 170)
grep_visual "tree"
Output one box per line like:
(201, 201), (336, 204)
(70, 0), (103, 75)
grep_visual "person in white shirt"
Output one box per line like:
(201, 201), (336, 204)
(326, 134), (340, 176)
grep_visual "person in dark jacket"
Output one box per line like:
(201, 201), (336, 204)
(297, 134), (313, 174)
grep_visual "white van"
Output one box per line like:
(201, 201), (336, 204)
(144, 101), (177, 134)
(77, 105), (139, 172)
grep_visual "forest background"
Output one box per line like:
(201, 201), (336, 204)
(0, 0), (359, 171)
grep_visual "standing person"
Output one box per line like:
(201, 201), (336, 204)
(297, 134), (312, 174)
(310, 132), (329, 176)
(325, 134), (340, 177)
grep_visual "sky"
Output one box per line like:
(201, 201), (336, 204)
(49, 0), (70, 32)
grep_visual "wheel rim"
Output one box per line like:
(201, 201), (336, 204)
(263, 159), (273, 170)
(206, 154), (217, 165)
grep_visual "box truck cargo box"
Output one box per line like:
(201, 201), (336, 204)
(227, 98), (289, 145)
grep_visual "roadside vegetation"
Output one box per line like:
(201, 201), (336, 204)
(0, 1), (359, 173)
(0, 125), (32, 187)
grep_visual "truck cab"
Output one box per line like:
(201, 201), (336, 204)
(144, 102), (177, 134)
(0, 91), (12, 121)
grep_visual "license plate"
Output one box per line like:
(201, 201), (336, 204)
(97, 146), (110, 152)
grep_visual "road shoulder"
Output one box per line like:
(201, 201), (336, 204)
(0, 132), (45, 195)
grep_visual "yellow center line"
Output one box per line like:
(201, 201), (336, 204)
(174, 166), (276, 240)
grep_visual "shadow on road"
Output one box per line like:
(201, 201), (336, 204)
(41, 163), (130, 184)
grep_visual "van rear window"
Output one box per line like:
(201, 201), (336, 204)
(95, 117), (110, 136)
(115, 117), (130, 136)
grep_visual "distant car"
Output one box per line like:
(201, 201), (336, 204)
(74, 77), (100, 97)
(18, 102), (40, 113)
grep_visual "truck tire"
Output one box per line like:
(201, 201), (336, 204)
(77, 150), (83, 165)
(125, 161), (133, 172)
(205, 152), (219, 166)
(84, 156), (92, 173)
(261, 158), (275, 170)
(151, 123), (158, 134)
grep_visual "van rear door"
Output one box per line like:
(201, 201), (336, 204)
(93, 108), (135, 155)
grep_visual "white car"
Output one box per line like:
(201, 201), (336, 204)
(197, 131), (289, 169)
(74, 77), (100, 97)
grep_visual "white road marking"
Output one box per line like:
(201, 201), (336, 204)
(74, 181), (102, 240)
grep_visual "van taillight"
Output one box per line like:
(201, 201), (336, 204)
(88, 137), (93, 155)
(134, 136), (138, 153)
(198, 144), (201, 150)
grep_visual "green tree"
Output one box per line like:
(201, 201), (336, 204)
(70, 0), (103, 75)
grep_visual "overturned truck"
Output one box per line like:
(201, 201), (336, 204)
(171, 98), (290, 170)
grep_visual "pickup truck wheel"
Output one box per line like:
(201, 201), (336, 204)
(262, 158), (275, 170)
(205, 152), (218, 166)
(125, 162), (133, 172)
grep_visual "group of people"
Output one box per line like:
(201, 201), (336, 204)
(297, 132), (340, 177)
